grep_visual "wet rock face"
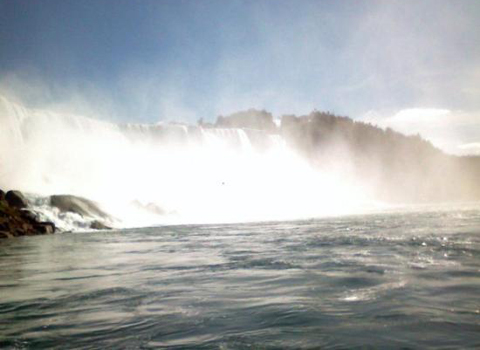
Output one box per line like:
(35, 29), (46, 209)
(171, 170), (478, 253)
(90, 220), (111, 230)
(0, 189), (56, 239)
(35, 222), (56, 234)
(50, 195), (109, 218)
(5, 190), (28, 209)
(50, 195), (112, 230)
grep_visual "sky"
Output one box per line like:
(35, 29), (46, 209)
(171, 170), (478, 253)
(1, 0), (479, 154)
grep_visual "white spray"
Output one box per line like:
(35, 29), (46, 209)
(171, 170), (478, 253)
(0, 95), (371, 228)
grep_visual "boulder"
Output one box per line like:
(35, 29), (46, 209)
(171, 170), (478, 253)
(34, 222), (55, 234)
(50, 195), (109, 219)
(0, 231), (14, 239)
(5, 190), (28, 209)
(20, 209), (39, 223)
(0, 189), (5, 201)
(90, 220), (112, 230)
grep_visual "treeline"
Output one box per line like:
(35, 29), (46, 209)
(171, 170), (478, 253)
(214, 109), (480, 202)
(215, 109), (277, 132)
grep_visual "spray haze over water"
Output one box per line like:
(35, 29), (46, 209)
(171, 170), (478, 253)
(0, 95), (370, 229)
(1, 0), (479, 229)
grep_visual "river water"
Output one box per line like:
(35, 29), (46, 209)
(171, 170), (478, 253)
(1, 207), (480, 349)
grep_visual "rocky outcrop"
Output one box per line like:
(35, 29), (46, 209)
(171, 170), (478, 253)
(89, 220), (112, 230)
(5, 190), (28, 209)
(0, 189), (55, 239)
(50, 194), (112, 230)
(50, 195), (109, 218)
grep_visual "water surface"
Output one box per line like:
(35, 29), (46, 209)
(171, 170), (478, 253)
(1, 208), (480, 349)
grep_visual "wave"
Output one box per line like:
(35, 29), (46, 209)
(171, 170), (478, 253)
(0, 95), (373, 229)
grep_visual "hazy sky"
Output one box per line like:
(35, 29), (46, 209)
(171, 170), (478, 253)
(1, 0), (479, 153)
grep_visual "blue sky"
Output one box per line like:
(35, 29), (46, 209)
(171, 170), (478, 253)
(1, 0), (480, 152)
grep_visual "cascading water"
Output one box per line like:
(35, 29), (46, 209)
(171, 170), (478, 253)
(0, 95), (371, 230)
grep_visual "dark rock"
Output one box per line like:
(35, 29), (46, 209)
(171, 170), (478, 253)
(34, 222), (55, 234)
(5, 190), (28, 209)
(0, 231), (14, 239)
(0, 190), (56, 239)
(0, 189), (5, 201)
(20, 209), (39, 223)
(90, 220), (111, 230)
(50, 195), (109, 219)
(0, 220), (7, 231)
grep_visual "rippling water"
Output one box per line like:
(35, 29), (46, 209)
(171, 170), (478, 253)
(1, 207), (480, 349)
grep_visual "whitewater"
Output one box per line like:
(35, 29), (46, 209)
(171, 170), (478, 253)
(0, 95), (372, 230)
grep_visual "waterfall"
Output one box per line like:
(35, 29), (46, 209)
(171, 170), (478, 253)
(0, 95), (370, 228)
(201, 128), (253, 151)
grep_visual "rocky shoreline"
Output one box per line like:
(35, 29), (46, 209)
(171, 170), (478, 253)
(0, 189), (56, 239)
